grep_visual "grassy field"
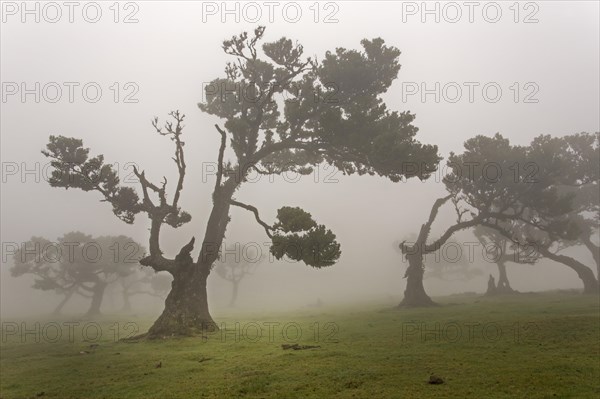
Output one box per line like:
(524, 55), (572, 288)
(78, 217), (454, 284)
(1, 292), (598, 399)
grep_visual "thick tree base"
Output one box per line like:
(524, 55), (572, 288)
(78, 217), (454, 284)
(124, 325), (220, 341)
(397, 295), (439, 308)
(124, 319), (220, 341)
(142, 264), (219, 339)
(146, 317), (219, 339)
(398, 268), (438, 308)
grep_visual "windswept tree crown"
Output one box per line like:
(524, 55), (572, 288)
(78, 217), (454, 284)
(200, 26), (441, 181)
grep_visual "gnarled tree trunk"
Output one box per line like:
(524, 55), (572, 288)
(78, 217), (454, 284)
(398, 195), (480, 308)
(121, 290), (132, 313)
(145, 178), (238, 339)
(53, 287), (76, 315)
(229, 280), (239, 308)
(85, 281), (107, 317)
(147, 267), (214, 337)
(399, 253), (437, 307)
(486, 261), (516, 296)
(496, 261), (514, 293)
(485, 274), (497, 296)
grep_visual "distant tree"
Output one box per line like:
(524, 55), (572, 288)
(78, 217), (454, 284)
(118, 268), (172, 313)
(214, 247), (264, 307)
(398, 194), (484, 307)
(447, 133), (599, 294)
(11, 232), (144, 316)
(537, 133), (599, 281)
(11, 236), (77, 315)
(451, 134), (600, 296)
(42, 27), (440, 337)
(474, 224), (539, 295)
(397, 132), (594, 307)
(423, 239), (484, 283)
(475, 226), (515, 294)
(395, 236), (483, 285)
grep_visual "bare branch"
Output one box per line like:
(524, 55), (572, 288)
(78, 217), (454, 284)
(452, 196), (469, 223)
(417, 195), (453, 245)
(132, 166), (166, 207)
(424, 217), (483, 253)
(230, 200), (273, 239)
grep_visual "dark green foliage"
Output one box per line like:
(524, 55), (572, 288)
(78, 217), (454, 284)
(42, 121), (193, 230)
(272, 206), (317, 232)
(199, 27), (443, 270)
(270, 207), (340, 268)
(200, 27), (441, 182)
(310, 39), (439, 181)
(42, 136), (142, 224)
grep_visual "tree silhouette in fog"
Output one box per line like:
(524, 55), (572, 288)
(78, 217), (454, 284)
(42, 27), (440, 337)
(214, 246), (264, 308)
(11, 232), (145, 316)
(398, 132), (599, 307)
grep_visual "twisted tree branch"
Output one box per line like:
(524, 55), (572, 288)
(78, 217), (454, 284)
(230, 200), (273, 239)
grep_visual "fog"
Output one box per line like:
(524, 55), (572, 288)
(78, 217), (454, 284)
(1, 1), (599, 319)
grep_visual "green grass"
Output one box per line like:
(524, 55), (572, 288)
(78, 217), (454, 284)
(1, 292), (599, 398)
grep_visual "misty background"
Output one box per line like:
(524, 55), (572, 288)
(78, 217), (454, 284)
(1, 1), (599, 317)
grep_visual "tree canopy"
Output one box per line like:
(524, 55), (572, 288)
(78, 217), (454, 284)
(11, 232), (147, 315)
